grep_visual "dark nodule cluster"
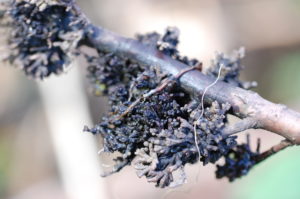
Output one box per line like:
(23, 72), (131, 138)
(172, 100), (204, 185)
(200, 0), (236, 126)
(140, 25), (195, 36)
(2, 0), (86, 79)
(1, 0), (261, 187)
(84, 27), (259, 188)
(206, 48), (257, 90)
(85, 66), (238, 187)
(85, 52), (143, 96)
(137, 27), (201, 67)
(216, 137), (260, 181)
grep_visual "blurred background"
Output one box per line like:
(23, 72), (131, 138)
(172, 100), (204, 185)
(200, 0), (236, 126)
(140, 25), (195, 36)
(1, 0), (300, 199)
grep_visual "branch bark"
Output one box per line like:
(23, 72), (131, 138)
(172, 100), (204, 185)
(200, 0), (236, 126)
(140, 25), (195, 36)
(255, 140), (294, 163)
(83, 24), (300, 145)
(222, 117), (261, 137)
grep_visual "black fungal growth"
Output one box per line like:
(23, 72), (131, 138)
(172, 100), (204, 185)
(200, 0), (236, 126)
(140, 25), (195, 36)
(1, 0), (261, 188)
(216, 137), (260, 181)
(84, 27), (259, 188)
(206, 48), (257, 90)
(2, 0), (86, 79)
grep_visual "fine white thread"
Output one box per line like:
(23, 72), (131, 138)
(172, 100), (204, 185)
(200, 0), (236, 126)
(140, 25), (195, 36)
(98, 148), (104, 155)
(193, 64), (223, 162)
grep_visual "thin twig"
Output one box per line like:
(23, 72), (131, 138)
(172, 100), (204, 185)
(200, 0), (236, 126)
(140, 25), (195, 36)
(114, 64), (202, 121)
(222, 117), (262, 137)
(101, 159), (129, 177)
(255, 140), (294, 164)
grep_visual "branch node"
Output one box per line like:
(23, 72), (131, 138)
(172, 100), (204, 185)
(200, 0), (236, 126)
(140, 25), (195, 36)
(223, 117), (261, 137)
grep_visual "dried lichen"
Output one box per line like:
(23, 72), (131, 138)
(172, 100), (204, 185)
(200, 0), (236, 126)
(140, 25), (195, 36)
(84, 28), (258, 188)
(1, 0), (86, 79)
(85, 65), (238, 187)
(206, 48), (257, 90)
(1, 0), (261, 188)
(216, 136), (260, 181)
(137, 27), (200, 67)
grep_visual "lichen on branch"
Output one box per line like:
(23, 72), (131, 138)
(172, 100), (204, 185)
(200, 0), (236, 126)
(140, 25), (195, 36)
(83, 27), (260, 187)
(1, 0), (299, 189)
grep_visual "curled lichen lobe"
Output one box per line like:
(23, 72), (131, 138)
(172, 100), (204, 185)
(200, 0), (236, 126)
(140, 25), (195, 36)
(84, 27), (260, 188)
(216, 139), (260, 181)
(206, 48), (257, 90)
(2, 0), (86, 79)
(86, 67), (238, 187)
(84, 27), (244, 187)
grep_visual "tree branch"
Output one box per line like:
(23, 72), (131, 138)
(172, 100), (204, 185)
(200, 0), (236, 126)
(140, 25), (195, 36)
(83, 24), (300, 145)
(223, 117), (262, 136)
(255, 140), (294, 163)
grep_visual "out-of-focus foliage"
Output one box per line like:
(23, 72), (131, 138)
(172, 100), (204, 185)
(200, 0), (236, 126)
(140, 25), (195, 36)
(271, 51), (300, 103)
(0, 138), (11, 198)
(233, 147), (300, 199)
